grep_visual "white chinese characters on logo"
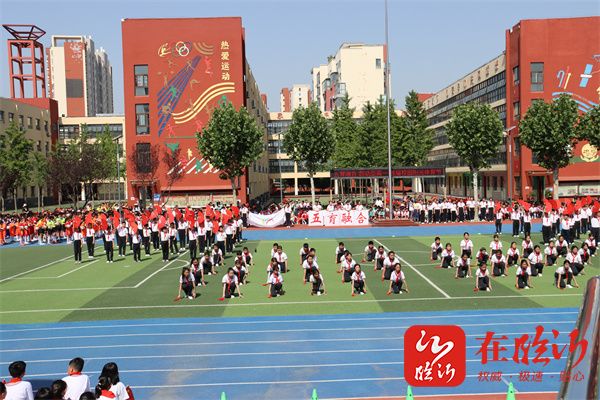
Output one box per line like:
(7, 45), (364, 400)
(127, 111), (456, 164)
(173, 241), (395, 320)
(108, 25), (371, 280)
(414, 329), (457, 383)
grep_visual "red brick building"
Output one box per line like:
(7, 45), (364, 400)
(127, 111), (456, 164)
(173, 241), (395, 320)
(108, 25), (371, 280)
(121, 17), (269, 206)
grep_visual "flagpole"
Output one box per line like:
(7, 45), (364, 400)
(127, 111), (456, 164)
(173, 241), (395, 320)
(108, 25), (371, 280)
(384, 0), (393, 220)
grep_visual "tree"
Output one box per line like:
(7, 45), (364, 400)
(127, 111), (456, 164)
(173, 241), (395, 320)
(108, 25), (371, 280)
(519, 94), (579, 200)
(399, 90), (434, 166)
(162, 146), (184, 204)
(0, 122), (33, 211)
(49, 141), (83, 208)
(331, 94), (359, 168)
(577, 103), (600, 148)
(197, 102), (264, 204)
(355, 100), (389, 168)
(128, 142), (160, 208)
(283, 102), (334, 203)
(30, 152), (49, 211)
(446, 103), (503, 211)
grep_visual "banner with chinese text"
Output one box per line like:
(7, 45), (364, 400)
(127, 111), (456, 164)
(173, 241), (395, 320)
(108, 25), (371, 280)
(307, 210), (369, 226)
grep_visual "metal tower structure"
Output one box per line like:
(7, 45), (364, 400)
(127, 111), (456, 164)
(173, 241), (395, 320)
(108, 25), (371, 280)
(3, 24), (47, 98)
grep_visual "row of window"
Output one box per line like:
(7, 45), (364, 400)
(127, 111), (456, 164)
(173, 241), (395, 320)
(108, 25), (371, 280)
(58, 124), (123, 139)
(512, 62), (544, 92)
(0, 111), (49, 132)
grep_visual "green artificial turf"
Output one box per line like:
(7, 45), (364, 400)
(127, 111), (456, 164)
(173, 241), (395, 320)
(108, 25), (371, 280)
(0, 232), (597, 325)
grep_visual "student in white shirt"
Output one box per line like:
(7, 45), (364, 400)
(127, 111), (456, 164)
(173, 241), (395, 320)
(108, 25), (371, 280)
(374, 246), (387, 271)
(351, 264), (366, 296)
(566, 246), (584, 276)
(545, 240), (558, 267)
(460, 232), (473, 259)
(73, 226), (83, 263)
(476, 264), (492, 292)
(528, 245), (544, 277)
(339, 252), (357, 283)
(215, 226), (227, 256)
(142, 224), (152, 256)
(363, 240), (377, 263)
(160, 226), (170, 262)
(302, 254), (319, 284)
(491, 250), (507, 277)
(335, 242), (347, 264)
(516, 259), (532, 290)
(489, 234), (503, 252)
(62, 357), (91, 400)
(5, 361), (33, 400)
(130, 226), (142, 262)
(555, 260), (579, 289)
(388, 263), (409, 294)
(104, 228), (115, 263)
(117, 221), (128, 257)
(100, 362), (130, 400)
(95, 376), (117, 400)
(430, 237), (442, 261)
(177, 267), (196, 300)
(522, 235), (534, 258)
(455, 253), (472, 279)
(556, 235), (569, 257)
(85, 223), (95, 259)
(440, 243), (455, 269)
(232, 259), (248, 285)
(267, 266), (284, 297)
(542, 212), (553, 245)
(507, 241), (520, 267)
(49, 380), (67, 400)
(309, 269), (326, 295)
(221, 268), (241, 299)
(585, 233), (597, 257)
(382, 251), (400, 280)
(187, 225), (198, 260)
(275, 246), (288, 273)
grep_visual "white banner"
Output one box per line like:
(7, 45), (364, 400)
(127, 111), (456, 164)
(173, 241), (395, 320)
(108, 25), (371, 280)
(307, 210), (369, 226)
(247, 209), (286, 228)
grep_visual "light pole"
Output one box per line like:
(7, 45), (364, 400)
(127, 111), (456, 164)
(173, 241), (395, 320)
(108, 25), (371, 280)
(503, 126), (516, 201)
(384, 0), (393, 219)
(278, 133), (283, 204)
(113, 134), (122, 208)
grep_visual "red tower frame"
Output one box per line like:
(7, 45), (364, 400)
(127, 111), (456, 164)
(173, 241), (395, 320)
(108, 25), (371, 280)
(3, 24), (47, 98)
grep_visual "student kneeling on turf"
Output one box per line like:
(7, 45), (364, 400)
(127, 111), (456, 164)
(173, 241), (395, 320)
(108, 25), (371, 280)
(507, 242), (519, 267)
(528, 245), (544, 277)
(351, 264), (366, 296)
(491, 250), (507, 277)
(388, 263), (409, 294)
(221, 268), (242, 299)
(303, 254), (319, 284)
(555, 260), (580, 290)
(475, 264), (492, 292)
(476, 247), (489, 267)
(455, 253), (472, 279)
(177, 266), (196, 300)
(267, 266), (284, 297)
(232, 259), (248, 285)
(430, 236), (442, 261)
(440, 243), (455, 268)
(339, 252), (357, 283)
(515, 260), (532, 290)
(566, 246), (584, 276)
(309, 269), (326, 295)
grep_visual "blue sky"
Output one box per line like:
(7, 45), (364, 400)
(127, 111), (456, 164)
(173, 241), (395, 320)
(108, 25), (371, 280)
(1, 0), (597, 113)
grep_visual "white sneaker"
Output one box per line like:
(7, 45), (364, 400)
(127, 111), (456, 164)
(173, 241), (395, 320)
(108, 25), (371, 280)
(567, 284), (573, 289)
(525, 286), (530, 289)
(188, 296), (193, 300)
(317, 292), (321, 296)
(360, 292), (364, 295)
(399, 291), (403, 294)
(539, 273), (543, 277)
(486, 288), (491, 291)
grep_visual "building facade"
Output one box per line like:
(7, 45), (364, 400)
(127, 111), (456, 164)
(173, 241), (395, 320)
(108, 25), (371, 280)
(280, 84), (310, 112)
(47, 35), (114, 117)
(421, 16), (599, 200)
(311, 43), (388, 112)
(58, 114), (126, 202)
(121, 17), (269, 206)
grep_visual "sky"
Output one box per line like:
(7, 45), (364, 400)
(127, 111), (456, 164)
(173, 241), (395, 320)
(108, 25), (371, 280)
(0, 0), (598, 113)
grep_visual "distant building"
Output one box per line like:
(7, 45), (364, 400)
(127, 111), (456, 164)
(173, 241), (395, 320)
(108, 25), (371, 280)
(47, 35), (114, 117)
(311, 43), (388, 112)
(280, 84), (310, 112)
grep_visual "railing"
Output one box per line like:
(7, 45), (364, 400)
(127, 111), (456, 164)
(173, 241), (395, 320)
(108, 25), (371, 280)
(557, 276), (600, 400)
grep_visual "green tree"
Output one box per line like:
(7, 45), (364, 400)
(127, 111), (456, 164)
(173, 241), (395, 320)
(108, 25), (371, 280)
(283, 102), (334, 203)
(519, 94), (579, 200)
(576, 103), (600, 148)
(96, 125), (119, 180)
(446, 103), (503, 210)
(30, 152), (49, 211)
(49, 140), (83, 208)
(399, 90), (434, 166)
(331, 94), (359, 168)
(197, 102), (264, 204)
(0, 122), (33, 211)
(356, 100), (389, 168)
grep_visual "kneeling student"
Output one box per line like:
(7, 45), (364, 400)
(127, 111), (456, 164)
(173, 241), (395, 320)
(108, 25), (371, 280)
(507, 242), (519, 267)
(339, 252), (357, 283)
(545, 240), (558, 267)
(221, 268), (241, 299)
(555, 260), (579, 290)
(528, 245), (544, 277)
(475, 264), (492, 292)
(232, 259), (248, 285)
(476, 247), (489, 267)
(515, 260), (532, 290)
(388, 263), (409, 294)
(455, 253), (472, 279)
(430, 237), (442, 261)
(267, 266), (284, 297)
(566, 246), (584, 276)
(177, 267), (196, 300)
(309, 269), (326, 295)
(440, 243), (455, 268)
(303, 254), (319, 284)
(351, 264), (367, 296)
(491, 250), (507, 277)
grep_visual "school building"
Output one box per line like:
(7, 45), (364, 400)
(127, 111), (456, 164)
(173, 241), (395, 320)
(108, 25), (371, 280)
(421, 16), (600, 201)
(121, 17), (270, 207)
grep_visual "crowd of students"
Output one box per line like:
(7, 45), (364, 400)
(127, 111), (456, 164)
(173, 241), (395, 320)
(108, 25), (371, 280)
(1, 358), (132, 400)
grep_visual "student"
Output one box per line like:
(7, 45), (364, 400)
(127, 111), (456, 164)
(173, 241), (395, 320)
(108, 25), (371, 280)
(515, 260), (532, 290)
(491, 250), (507, 277)
(430, 237), (442, 261)
(523, 211), (532, 237)
(177, 267), (196, 300)
(130, 226), (141, 262)
(242, 247), (253, 267)
(62, 357), (91, 400)
(555, 260), (579, 290)
(460, 232), (473, 259)
(566, 246), (584, 276)
(103, 227), (115, 263)
(507, 242), (520, 267)
(49, 380), (67, 400)
(85, 223), (95, 259)
(489, 234), (503, 253)
(476, 247), (489, 267)
(522, 235), (534, 258)
(542, 212), (553, 245)
(190, 258), (205, 287)
(221, 268), (241, 299)
(528, 245), (544, 277)
(5, 361), (33, 400)
(232, 259), (248, 285)
(99, 363), (130, 400)
(363, 241), (377, 263)
(150, 218), (160, 251)
(309, 269), (326, 295)
(556, 235), (569, 257)
(579, 242), (590, 265)
(560, 216), (571, 244)
(302, 254), (319, 284)
(374, 245), (387, 271)
(211, 243), (223, 268)
(197, 222), (207, 254)
(388, 263), (409, 294)
(475, 264), (492, 292)
(270, 242), (279, 258)
(0, 383), (5, 400)
(169, 222), (179, 254)
(455, 253), (472, 278)
(177, 218), (188, 249)
(188, 224), (198, 260)
(73, 226), (83, 264)
(267, 266), (284, 297)
(117, 221), (128, 257)
(274, 245), (288, 273)
(339, 252), (357, 283)
(382, 251), (400, 280)
(142, 224), (151, 256)
(160, 226), (170, 262)
(351, 264), (366, 296)
(299, 243), (310, 265)
(95, 376), (116, 400)
(215, 226), (227, 257)
(440, 243), (455, 269)
(585, 234), (596, 257)
(198, 252), (213, 276)
(511, 207), (521, 237)
(495, 208), (503, 234)
(335, 242), (346, 264)
(545, 240), (558, 267)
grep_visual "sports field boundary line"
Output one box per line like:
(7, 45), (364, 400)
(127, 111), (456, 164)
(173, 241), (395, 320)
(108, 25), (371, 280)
(0, 310), (577, 332)
(0, 254), (73, 283)
(134, 250), (189, 288)
(374, 239), (451, 299)
(0, 320), (573, 342)
(55, 259), (99, 278)
(0, 293), (583, 314)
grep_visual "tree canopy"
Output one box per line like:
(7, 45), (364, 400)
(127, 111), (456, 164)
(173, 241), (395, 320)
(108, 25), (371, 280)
(0, 122), (34, 211)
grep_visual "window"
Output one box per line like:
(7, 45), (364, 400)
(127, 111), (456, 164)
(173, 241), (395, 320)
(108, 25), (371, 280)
(27, 117), (32, 128)
(44, 121), (48, 132)
(18, 115), (24, 127)
(135, 143), (152, 173)
(0, 111), (4, 123)
(512, 66), (519, 84)
(135, 104), (150, 135)
(513, 101), (520, 119)
(36, 140), (41, 152)
(375, 58), (382, 69)
(35, 118), (40, 130)
(134, 65), (149, 96)
(45, 142), (49, 155)
(530, 62), (544, 92)
(8, 112), (14, 122)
